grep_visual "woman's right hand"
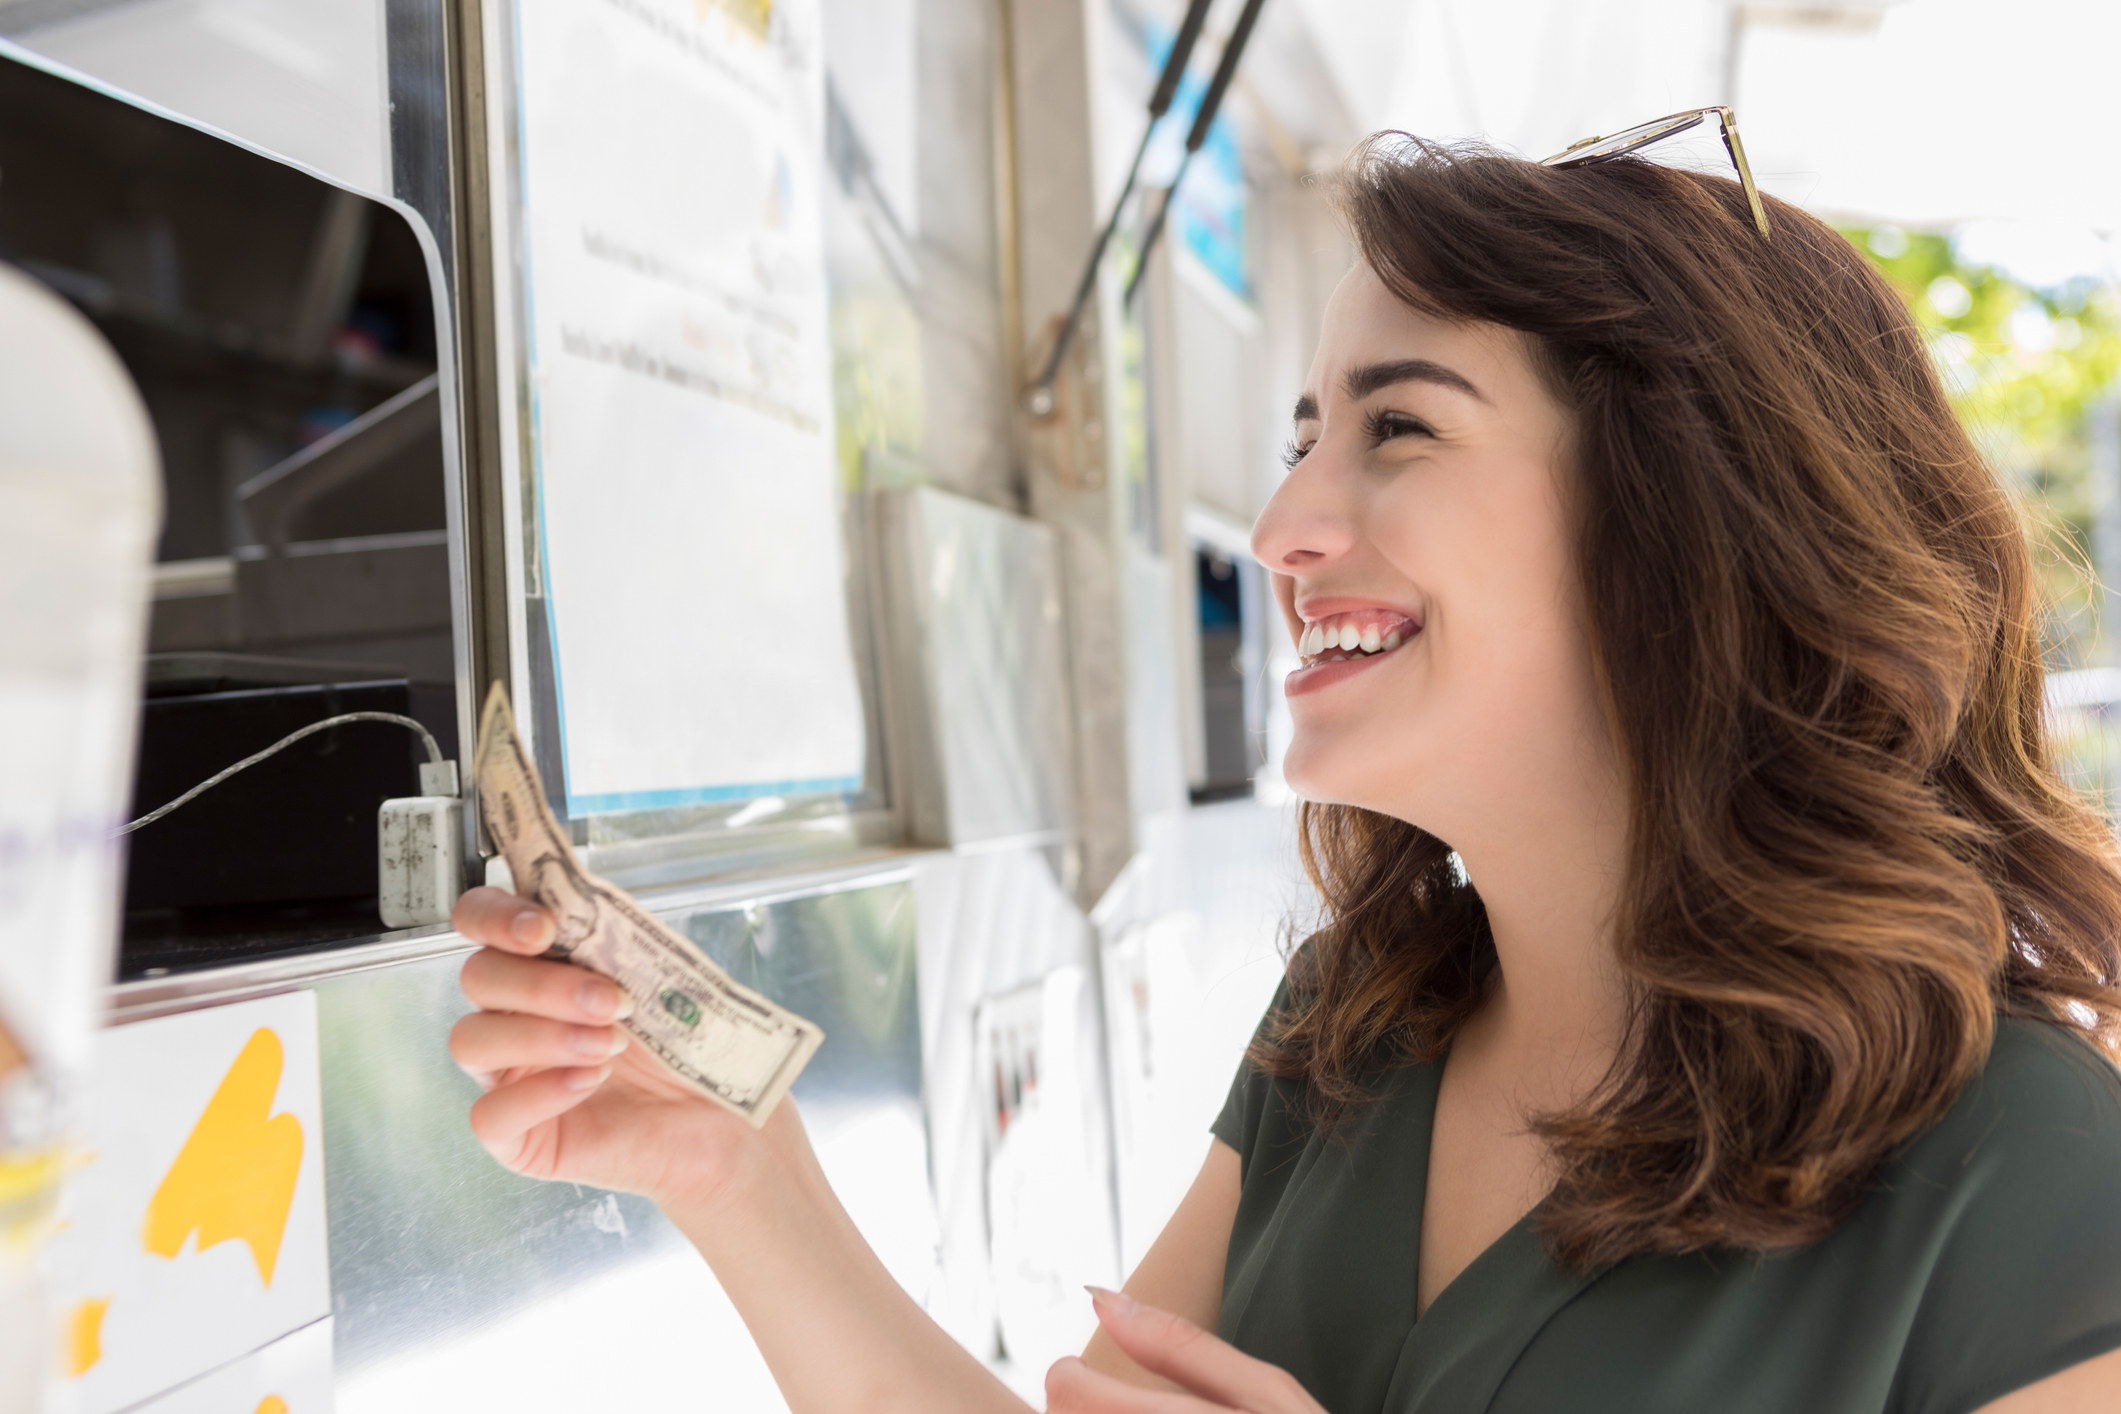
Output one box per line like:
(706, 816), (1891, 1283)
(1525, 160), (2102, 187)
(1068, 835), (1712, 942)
(447, 885), (774, 1213)
(453, 891), (1032, 1414)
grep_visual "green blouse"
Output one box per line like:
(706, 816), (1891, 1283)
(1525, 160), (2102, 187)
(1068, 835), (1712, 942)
(1211, 984), (2121, 1414)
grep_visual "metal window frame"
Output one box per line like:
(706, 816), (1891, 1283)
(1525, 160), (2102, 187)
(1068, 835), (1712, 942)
(433, 0), (905, 889)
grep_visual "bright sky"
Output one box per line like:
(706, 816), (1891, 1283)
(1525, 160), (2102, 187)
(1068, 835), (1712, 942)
(1738, 0), (2121, 233)
(1298, 0), (2121, 286)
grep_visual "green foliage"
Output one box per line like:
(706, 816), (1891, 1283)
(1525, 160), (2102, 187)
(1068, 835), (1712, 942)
(1845, 224), (2121, 663)
(1852, 225), (2121, 454)
(1847, 225), (2121, 820)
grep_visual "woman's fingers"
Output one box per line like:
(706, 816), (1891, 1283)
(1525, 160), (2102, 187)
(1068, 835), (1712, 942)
(450, 1010), (627, 1077)
(459, 946), (633, 1025)
(467, 1064), (612, 1170)
(1045, 1358), (1229, 1414)
(453, 884), (558, 956)
(1084, 1290), (1324, 1414)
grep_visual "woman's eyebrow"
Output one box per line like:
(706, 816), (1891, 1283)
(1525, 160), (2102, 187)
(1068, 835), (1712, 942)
(1341, 358), (1487, 404)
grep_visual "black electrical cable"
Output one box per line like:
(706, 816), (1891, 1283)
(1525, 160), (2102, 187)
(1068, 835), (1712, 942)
(118, 712), (444, 835)
(1026, 0), (1217, 413)
(1123, 0), (1270, 310)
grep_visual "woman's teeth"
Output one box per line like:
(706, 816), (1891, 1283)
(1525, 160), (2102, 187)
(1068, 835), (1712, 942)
(1297, 612), (1417, 664)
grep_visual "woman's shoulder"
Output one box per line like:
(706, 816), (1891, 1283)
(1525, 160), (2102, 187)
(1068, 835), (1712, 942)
(1901, 1013), (2121, 1185)
(1987, 1010), (2120, 1093)
(1878, 1016), (2121, 1414)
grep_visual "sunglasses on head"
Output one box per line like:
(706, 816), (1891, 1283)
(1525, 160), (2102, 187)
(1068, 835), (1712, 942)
(1542, 106), (1772, 242)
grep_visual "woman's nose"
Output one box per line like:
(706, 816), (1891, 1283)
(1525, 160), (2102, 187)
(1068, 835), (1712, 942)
(1250, 452), (1357, 574)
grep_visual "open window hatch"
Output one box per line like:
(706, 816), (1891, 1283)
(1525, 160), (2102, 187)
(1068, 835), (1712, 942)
(0, 48), (468, 978)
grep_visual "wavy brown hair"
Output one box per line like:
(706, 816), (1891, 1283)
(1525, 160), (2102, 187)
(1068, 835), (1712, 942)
(1254, 134), (2121, 1269)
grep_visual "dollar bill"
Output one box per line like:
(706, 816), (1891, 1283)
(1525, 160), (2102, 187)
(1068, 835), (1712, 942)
(472, 683), (823, 1126)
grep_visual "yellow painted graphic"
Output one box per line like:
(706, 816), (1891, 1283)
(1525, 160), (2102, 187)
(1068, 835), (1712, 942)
(141, 1029), (304, 1286)
(0, 1145), (64, 1249)
(0, 1010), (24, 1083)
(67, 1296), (109, 1376)
(693, 0), (771, 39)
(255, 1398), (289, 1414)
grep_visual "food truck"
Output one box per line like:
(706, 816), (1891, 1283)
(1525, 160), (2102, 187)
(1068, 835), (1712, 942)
(0, 1), (1365, 1409)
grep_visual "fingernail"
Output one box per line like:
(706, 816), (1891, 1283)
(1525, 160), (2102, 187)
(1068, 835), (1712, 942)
(611, 991), (636, 1021)
(571, 1026), (615, 1059)
(577, 980), (621, 1021)
(564, 1064), (610, 1092)
(511, 909), (549, 946)
(1085, 1285), (1136, 1317)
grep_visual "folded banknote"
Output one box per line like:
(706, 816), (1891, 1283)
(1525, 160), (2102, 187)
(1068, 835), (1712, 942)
(473, 683), (822, 1125)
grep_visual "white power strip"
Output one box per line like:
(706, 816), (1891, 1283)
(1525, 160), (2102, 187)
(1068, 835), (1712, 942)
(117, 709), (468, 930)
(379, 759), (463, 930)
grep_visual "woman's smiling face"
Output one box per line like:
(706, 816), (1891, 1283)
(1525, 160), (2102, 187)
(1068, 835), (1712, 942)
(1251, 263), (1612, 850)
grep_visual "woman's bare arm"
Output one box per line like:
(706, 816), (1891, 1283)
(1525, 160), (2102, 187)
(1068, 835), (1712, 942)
(1079, 1138), (1242, 1389)
(661, 1095), (1025, 1413)
(1973, 1346), (2121, 1414)
(449, 885), (1241, 1412)
(450, 886), (1023, 1414)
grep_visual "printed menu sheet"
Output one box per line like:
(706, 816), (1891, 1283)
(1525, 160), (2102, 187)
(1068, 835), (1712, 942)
(513, 0), (865, 815)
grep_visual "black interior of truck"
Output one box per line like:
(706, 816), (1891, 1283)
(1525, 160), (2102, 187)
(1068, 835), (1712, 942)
(0, 51), (461, 977)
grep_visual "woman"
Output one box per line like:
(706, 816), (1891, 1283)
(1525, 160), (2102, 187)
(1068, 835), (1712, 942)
(447, 133), (2121, 1412)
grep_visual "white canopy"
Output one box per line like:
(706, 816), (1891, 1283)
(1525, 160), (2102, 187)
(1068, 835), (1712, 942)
(1294, 0), (2119, 280)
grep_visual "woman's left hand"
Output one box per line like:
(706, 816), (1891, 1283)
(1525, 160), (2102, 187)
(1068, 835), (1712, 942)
(1045, 1289), (1327, 1414)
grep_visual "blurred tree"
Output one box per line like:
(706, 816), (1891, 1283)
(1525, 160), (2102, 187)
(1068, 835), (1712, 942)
(1845, 224), (2121, 664)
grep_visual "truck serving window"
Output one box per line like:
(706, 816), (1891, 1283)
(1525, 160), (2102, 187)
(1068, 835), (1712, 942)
(0, 50), (467, 978)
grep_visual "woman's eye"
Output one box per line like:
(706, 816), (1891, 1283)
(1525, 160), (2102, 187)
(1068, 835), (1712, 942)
(1365, 410), (1434, 445)
(1281, 413), (1427, 469)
